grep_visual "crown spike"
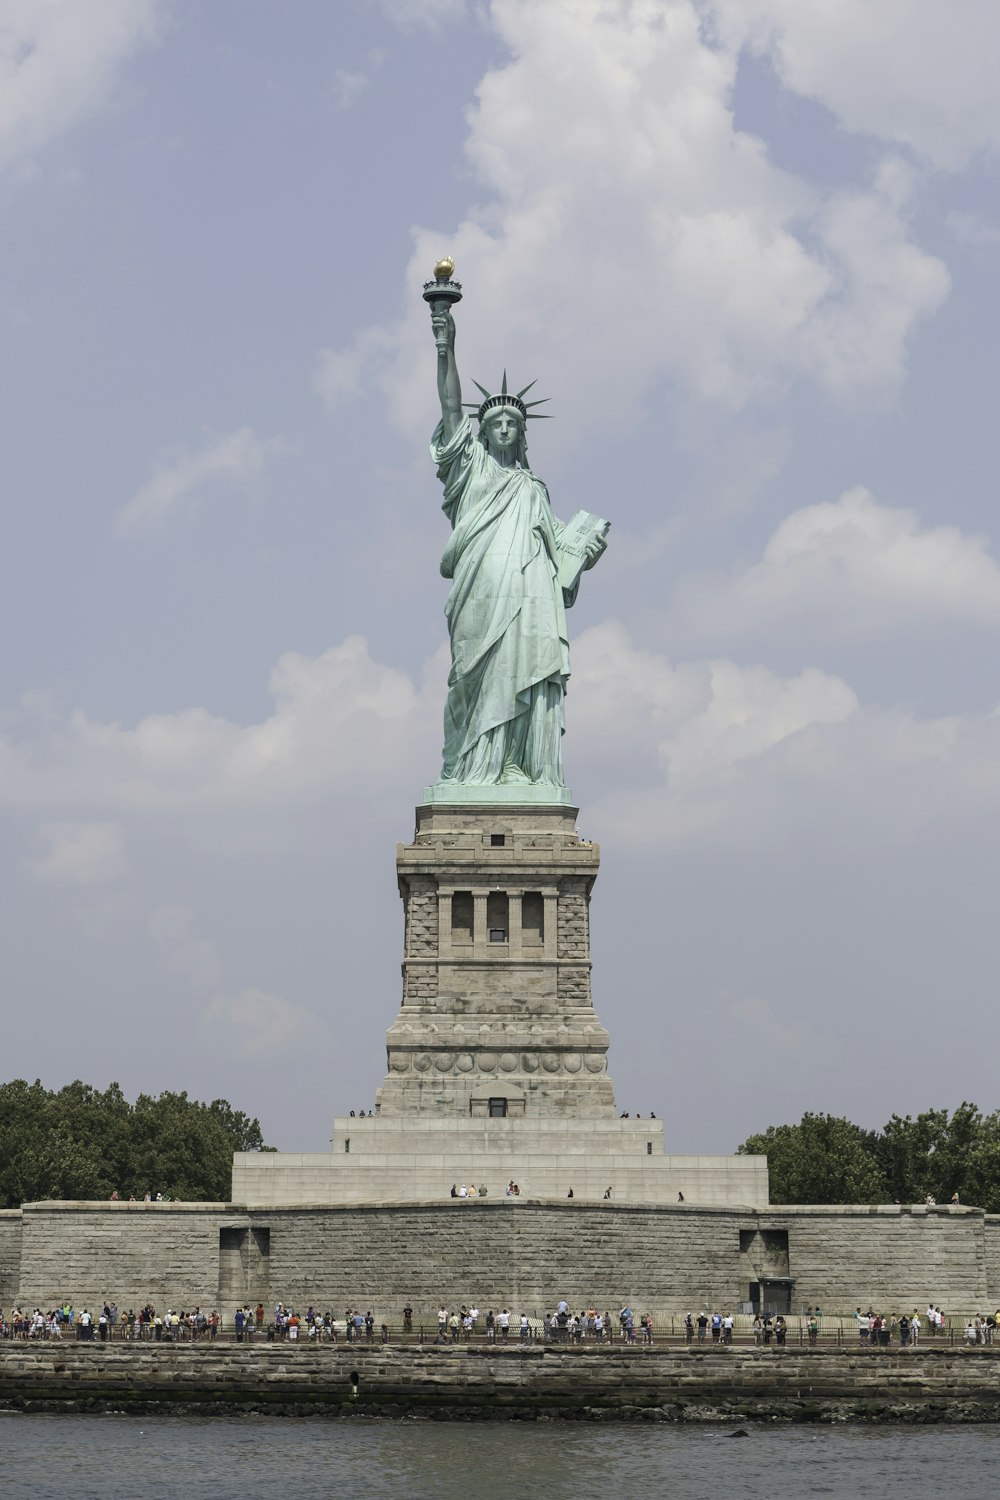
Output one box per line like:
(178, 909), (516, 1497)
(470, 374), (554, 425)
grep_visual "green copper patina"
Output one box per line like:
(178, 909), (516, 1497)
(423, 265), (608, 805)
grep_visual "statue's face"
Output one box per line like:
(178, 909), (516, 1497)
(483, 407), (522, 458)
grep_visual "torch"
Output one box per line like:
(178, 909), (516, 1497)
(423, 257), (463, 348)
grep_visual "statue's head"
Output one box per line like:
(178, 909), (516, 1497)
(480, 404), (527, 465)
(465, 372), (550, 470)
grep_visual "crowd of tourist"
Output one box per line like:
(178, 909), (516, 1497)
(426, 1302), (653, 1344)
(0, 1304), (224, 1341)
(964, 1315), (998, 1345)
(3, 1298), (998, 1348)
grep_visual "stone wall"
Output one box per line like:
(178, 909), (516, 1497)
(3, 1343), (1000, 1421)
(984, 1215), (1000, 1302)
(261, 1200), (749, 1316)
(0, 1210), (22, 1305)
(382, 804), (613, 1118)
(233, 1130), (769, 1207)
(761, 1205), (990, 1311)
(15, 1203), (245, 1313)
(7, 1198), (995, 1323)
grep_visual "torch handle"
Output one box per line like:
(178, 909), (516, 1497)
(430, 296), (452, 350)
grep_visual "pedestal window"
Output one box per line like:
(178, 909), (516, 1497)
(487, 891), (509, 943)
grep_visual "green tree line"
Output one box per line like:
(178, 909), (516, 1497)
(0, 1079), (272, 1207)
(737, 1104), (1000, 1210)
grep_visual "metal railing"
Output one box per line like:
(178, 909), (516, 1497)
(3, 1314), (995, 1350)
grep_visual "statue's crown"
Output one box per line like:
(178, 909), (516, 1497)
(464, 370), (551, 424)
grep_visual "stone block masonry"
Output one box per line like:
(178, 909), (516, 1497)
(761, 1205), (993, 1312)
(0, 1210), (22, 1305)
(3, 1344), (1000, 1422)
(8, 1198), (1000, 1323)
(15, 1201), (250, 1315)
(253, 799), (766, 1204)
(381, 804), (615, 1118)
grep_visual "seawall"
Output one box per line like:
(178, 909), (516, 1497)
(9, 1198), (1000, 1317)
(2, 1345), (1000, 1422)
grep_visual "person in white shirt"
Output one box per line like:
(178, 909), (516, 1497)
(910, 1311), (921, 1345)
(498, 1309), (510, 1339)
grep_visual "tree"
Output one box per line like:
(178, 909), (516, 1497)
(962, 1111), (1000, 1213)
(0, 1079), (270, 1208)
(878, 1102), (997, 1208)
(738, 1103), (1000, 1209)
(737, 1112), (886, 1204)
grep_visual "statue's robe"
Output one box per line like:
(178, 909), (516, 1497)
(431, 416), (576, 787)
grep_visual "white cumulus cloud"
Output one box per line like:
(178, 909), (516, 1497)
(0, 0), (162, 173)
(675, 488), (1000, 641)
(31, 819), (126, 884)
(708, 0), (1000, 170)
(115, 426), (272, 535)
(326, 0), (948, 445)
(200, 988), (333, 1060)
(5, 622), (1000, 876)
(570, 621), (1000, 851)
(0, 635), (439, 812)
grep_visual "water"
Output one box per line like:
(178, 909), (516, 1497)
(1, 1417), (998, 1499)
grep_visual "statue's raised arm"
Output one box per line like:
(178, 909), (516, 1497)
(432, 305), (462, 443)
(424, 258), (463, 444)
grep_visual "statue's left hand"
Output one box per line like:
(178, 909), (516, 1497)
(583, 535), (607, 569)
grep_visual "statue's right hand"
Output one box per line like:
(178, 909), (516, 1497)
(430, 306), (455, 348)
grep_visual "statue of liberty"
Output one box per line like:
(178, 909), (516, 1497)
(424, 261), (608, 800)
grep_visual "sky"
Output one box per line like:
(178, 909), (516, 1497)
(2, 0), (1000, 1157)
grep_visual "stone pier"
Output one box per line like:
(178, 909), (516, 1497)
(3, 1343), (1000, 1422)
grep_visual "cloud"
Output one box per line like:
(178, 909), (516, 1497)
(728, 996), (811, 1056)
(31, 819), (126, 884)
(115, 426), (271, 535)
(708, 0), (1000, 171)
(0, 0), (163, 174)
(147, 907), (329, 1062)
(200, 988), (334, 1059)
(571, 620), (857, 765)
(324, 0), (948, 445)
(332, 68), (370, 111)
(569, 622), (1000, 852)
(5, 621), (1000, 876)
(0, 635), (440, 812)
(331, 50), (385, 110)
(149, 904), (222, 992)
(675, 487), (1000, 641)
(314, 327), (391, 409)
